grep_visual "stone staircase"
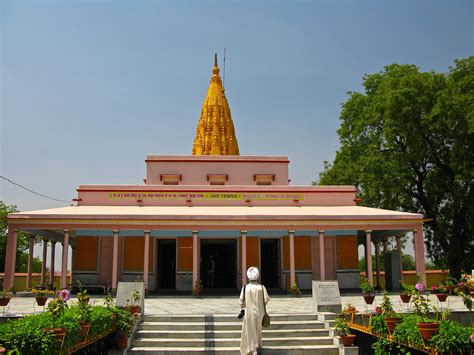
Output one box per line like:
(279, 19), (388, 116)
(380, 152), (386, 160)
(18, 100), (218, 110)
(128, 313), (342, 354)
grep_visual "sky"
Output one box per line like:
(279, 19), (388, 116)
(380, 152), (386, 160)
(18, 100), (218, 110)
(1, 0), (473, 212)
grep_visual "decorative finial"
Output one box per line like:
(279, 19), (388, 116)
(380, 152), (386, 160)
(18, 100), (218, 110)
(214, 53), (218, 67)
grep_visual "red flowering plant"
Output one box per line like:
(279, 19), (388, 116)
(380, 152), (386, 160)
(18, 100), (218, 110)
(431, 284), (447, 294)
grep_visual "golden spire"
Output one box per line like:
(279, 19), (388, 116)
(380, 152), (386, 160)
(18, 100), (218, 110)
(192, 53), (240, 155)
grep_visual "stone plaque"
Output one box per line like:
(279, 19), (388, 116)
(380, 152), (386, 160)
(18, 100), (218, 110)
(312, 280), (341, 313)
(116, 282), (145, 314)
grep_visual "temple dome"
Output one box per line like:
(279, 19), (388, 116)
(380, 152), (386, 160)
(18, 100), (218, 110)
(192, 54), (240, 155)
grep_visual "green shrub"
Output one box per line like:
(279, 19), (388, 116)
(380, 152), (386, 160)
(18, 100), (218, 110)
(429, 320), (474, 352)
(369, 315), (388, 336)
(392, 314), (424, 348)
(89, 305), (116, 337)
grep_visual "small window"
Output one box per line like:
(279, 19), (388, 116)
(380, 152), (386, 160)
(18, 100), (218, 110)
(254, 174), (275, 185)
(163, 180), (179, 185)
(207, 174), (228, 185)
(160, 174), (181, 185)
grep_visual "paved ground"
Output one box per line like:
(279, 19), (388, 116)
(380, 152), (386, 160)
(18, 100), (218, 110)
(0, 293), (469, 317)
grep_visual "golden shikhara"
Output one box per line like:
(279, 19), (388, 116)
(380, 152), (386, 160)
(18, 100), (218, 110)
(192, 54), (240, 155)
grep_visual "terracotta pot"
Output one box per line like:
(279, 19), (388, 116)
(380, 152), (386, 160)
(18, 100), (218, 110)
(115, 336), (129, 350)
(0, 298), (10, 307)
(363, 295), (375, 304)
(399, 294), (411, 303)
(384, 317), (402, 333)
(44, 327), (67, 342)
(345, 307), (356, 314)
(436, 293), (448, 302)
(36, 297), (48, 306)
(340, 334), (356, 346)
(416, 322), (440, 342)
(0, 346), (6, 353)
(130, 305), (141, 315)
(79, 321), (91, 338)
(375, 307), (382, 315)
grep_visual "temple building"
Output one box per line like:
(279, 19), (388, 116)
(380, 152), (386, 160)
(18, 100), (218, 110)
(4, 56), (427, 293)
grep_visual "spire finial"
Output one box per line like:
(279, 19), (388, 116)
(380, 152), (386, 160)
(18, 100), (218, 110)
(214, 53), (218, 67)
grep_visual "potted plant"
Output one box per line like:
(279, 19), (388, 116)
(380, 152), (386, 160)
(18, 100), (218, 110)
(441, 276), (457, 294)
(130, 290), (141, 315)
(400, 282), (414, 303)
(360, 277), (375, 304)
(380, 290), (401, 333)
(412, 283), (440, 342)
(115, 306), (136, 350)
(343, 304), (357, 314)
(290, 282), (302, 296)
(0, 288), (11, 307)
(76, 281), (90, 304)
(45, 293), (69, 345)
(192, 280), (202, 297)
(31, 288), (55, 306)
(334, 316), (356, 346)
(76, 287), (92, 338)
(431, 284), (448, 302)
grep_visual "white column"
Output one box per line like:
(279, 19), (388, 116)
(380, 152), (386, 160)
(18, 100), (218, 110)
(112, 230), (119, 290)
(26, 235), (35, 289)
(241, 231), (247, 287)
(144, 230), (150, 290)
(319, 230), (325, 281)
(414, 226), (427, 285)
(60, 230), (70, 289)
(192, 230), (199, 288)
(365, 230), (373, 286)
(289, 230), (296, 287)
(41, 239), (48, 286)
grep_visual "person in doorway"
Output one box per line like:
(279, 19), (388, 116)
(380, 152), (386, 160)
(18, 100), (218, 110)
(239, 266), (270, 355)
(206, 254), (215, 288)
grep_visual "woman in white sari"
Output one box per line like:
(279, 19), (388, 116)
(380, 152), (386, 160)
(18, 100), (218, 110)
(239, 267), (270, 355)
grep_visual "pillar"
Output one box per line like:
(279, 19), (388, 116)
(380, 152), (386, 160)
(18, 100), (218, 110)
(143, 230), (150, 290)
(241, 230), (247, 287)
(60, 230), (70, 289)
(40, 239), (48, 286)
(49, 240), (56, 287)
(4, 228), (18, 289)
(396, 235), (403, 283)
(289, 230), (296, 287)
(374, 240), (380, 290)
(365, 230), (373, 286)
(192, 230), (198, 288)
(414, 226), (427, 285)
(71, 246), (76, 285)
(112, 230), (119, 290)
(319, 230), (326, 281)
(26, 235), (35, 289)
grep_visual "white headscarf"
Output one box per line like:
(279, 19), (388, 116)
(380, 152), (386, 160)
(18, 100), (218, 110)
(247, 266), (259, 281)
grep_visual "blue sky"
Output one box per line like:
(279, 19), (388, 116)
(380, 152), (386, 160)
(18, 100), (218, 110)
(1, 0), (473, 211)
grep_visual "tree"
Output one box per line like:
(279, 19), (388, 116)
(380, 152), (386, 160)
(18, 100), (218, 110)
(0, 201), (41, 273)
(319, 57), (474, 278)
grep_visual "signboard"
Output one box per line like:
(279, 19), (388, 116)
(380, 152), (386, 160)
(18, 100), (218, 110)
(108, 191), (304, 201)
(116, 281), (145, 316)
(312, 280), (341, 313)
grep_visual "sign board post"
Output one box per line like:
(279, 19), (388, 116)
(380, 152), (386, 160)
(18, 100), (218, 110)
(312, 280), (342, 313)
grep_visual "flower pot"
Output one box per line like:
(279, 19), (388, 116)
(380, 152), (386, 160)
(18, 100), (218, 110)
(363, 295), (375, 304)
(0, 297), (10, 307)
(44, 327), (67, 342)
(340, 334), (356, 346)
(79, 321), (91, 338)
(416, 322), (440, 342)
(36, 297), (48, 306)
(375, 307), (382, 315)
(130, 305), (141, 315)
(0, 346), (6, 353)
(384, 317), (402, 333)
(399, 294), (411, 303)
(115, 336), (129, 350)
(436, 293), (448, 302)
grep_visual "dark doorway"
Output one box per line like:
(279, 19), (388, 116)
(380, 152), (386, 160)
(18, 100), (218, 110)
(157, 240), (176, 289)
(261, 239), (280, 288)
(200, 240), (237, 289)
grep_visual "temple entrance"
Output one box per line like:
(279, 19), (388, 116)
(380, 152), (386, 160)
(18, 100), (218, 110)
(200, 239), (237, 289)
(260, 239), (280, 288)
(157, 240), (176, 289)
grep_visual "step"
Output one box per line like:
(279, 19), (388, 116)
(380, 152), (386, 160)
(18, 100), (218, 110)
(128, 345), (339, 354)
(136, 328), (330, 338)
(139, 320), (326, 331)
(143, 314), (319, 322)
(131, 336), (335, 348)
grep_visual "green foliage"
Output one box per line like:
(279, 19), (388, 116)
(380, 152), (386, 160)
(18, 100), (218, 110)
(115, 306), (136, 334)
(46, 297), (68, 328)
(89, 306), (116, 337)
(318, 57), (474, 278)
(429, 320), (474, 352)
(360, 276), (374, 294)
(359, 254), (417, 272)
(334, 316), (351, 336)
(392, 314), (424, 348)
(380, 290), (397, 316)
(400, 282), (415, 294)
(369, 315), (388, 336)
